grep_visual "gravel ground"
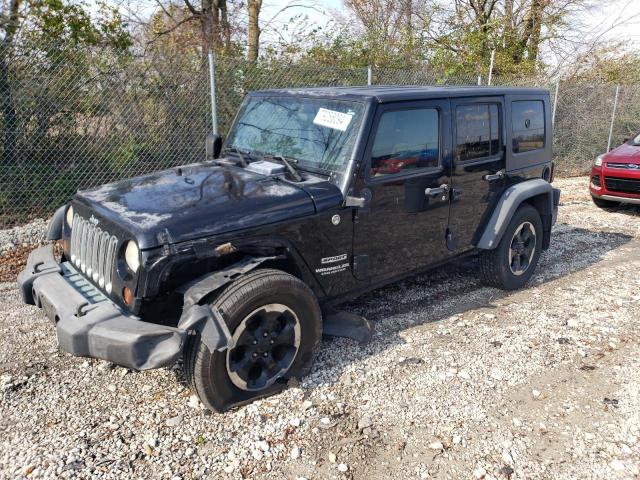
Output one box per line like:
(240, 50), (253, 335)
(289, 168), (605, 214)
(2, 176), (640, 480)
(0, 218), (49, 283)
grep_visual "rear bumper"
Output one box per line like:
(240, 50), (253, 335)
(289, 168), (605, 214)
(17, 246), (185, 370)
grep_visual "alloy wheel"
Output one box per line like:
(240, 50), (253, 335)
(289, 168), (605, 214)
(508, 221), (537, 276)
(226, 304), (301, 391)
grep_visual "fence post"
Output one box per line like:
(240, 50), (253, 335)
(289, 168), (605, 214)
(477, 75), (482, 86)
(607, 84), (620, 152)
(552, 80), (560, 126)
(367, 65), (372, 86)
(208, 50), (218, 135)
(487, 49), (495, 86)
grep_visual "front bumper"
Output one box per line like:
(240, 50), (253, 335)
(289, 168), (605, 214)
(590, 165), (640, 204)
(17, 246), (185, 370)
(591, 192), (640, 205)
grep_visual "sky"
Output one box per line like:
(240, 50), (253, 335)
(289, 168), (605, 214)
(584, 1), (640, 46)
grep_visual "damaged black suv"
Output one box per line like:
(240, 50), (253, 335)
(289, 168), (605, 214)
(19, 86), (560, 411)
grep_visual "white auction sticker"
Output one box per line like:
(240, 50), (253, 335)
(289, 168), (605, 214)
(313, 108), (353, 131)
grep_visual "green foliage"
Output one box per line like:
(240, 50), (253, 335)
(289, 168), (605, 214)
(22, 0), (132, 52)
(427, 18), (538, 77)
(108, 136), (144, 176)
(571, 47), (640, 84)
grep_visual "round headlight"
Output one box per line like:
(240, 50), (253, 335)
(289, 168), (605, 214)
(65, 205), (74, 227)
(124, 240), (140, 273)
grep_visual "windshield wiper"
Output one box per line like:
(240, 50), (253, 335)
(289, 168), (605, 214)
(222, 146), (249, 167)
(265, 154), (303, 182)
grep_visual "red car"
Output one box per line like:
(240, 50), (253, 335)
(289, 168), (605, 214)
(590, 132), (640, 208)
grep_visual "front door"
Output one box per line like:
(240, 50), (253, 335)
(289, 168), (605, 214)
(448, 97), (506, 250)
(352, 100), (452, 282)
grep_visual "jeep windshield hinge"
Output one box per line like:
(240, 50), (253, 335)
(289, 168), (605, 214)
(345, 195), (366, 208)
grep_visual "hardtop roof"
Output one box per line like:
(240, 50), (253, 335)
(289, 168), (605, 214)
(249, 85), (549, 103)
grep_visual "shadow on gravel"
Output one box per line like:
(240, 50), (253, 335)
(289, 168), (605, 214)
(309, 225), (634, 384)
(607, 204), (640, 216)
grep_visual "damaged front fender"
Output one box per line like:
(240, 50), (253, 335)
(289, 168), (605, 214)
(178, 304), (235, 353)
(176, 255), (277, 352)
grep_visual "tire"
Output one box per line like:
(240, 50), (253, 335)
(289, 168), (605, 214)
(183, 269), (322, 412)
(591, 196), (620, 209)
(479, 203), (543, 291)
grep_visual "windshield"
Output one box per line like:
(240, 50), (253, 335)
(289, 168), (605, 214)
(225, 96), (364, 173)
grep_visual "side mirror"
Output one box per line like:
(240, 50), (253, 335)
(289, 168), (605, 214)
(206, 133), (223, 160)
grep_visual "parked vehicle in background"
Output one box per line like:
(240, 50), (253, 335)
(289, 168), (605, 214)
(18, 86), (560, 411)
(590, 132), (640, 208)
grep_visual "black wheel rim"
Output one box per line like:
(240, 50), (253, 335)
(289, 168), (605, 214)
(226, 304), (301, 391)
(508, 221), (537, 276)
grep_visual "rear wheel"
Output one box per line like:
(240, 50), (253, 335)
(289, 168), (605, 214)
(183, 269), (322, 412)
(479, 204), (543, 290)
(591, 196), (620, 209)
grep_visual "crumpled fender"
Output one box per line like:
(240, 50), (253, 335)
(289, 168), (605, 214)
(176, 255), (276, 352)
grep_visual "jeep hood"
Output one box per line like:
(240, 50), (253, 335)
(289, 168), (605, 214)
(73, 162), (343, 249)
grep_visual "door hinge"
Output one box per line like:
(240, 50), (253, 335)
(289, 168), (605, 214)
(446, 229), (457, 251)
(353, 254), (369, 280)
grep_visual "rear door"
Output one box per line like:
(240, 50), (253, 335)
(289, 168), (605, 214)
(448, 97), (506, 250)
(352, 99), (452, 282)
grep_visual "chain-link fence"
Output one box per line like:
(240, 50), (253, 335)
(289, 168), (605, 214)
(1, 42), (639, 227)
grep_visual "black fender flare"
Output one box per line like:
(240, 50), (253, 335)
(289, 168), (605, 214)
(476, 179), (557, 250)
(46, 205), (66, 241)
(176, 255), (276, 352)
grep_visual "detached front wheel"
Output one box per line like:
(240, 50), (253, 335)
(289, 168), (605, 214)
(183, 269), (322, 412)
(479, 204), (543, 290)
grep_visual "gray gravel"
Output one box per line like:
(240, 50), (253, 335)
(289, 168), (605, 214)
(0, 218), (48, 256)
(2, 177), (640, 479)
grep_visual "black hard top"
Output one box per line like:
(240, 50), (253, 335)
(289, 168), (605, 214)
(250, 85), (549, 103)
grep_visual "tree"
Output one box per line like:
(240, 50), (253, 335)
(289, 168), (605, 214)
(247, 0), (262, 62)
(340, 0), (430, 67)
(151, 0), (233, 55)
(423, 0), (593, 77)
(0, 0), (22, 165)
(569, 46), (640, 83)
(0, 0), (131, 166)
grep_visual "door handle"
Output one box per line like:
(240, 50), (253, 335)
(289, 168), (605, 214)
(483, 170), (505, 182)
(424, 184), (450, 198)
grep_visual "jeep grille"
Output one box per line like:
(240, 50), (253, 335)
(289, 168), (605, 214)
(69, 214), (118, 293)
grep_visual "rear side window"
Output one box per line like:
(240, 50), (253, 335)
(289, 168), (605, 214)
(512, 100), (545, 153)
(456, 104), (500, 161)
(371, 108), (439, 177)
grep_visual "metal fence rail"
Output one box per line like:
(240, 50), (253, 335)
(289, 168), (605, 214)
(1, 43), (639, 227)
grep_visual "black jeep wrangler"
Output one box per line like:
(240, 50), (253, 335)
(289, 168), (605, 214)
(19, 86), (560, 411)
